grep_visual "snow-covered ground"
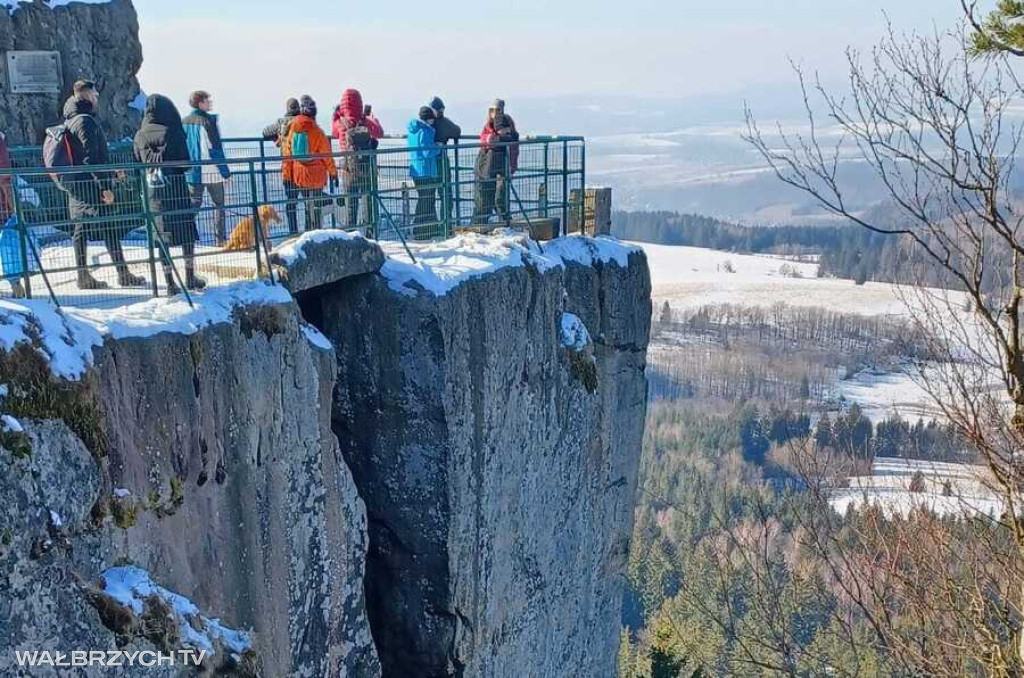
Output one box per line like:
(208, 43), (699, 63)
(833, 369), (939, 423)
(635, 242), (968, 318)
(831, 457), (1002, 518)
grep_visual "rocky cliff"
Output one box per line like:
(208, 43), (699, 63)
(0, 0), (143, 145)
(0, 233), (650, 678)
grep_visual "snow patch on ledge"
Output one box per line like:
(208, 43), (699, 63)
(101, 566), (252, 657)
(560, 313), (591, 352)
(273, 229), (364, 265)
(381, 233), (639, 297)
(0, 282), (292, 380)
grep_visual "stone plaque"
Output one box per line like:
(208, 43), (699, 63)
(6, 51), (62, 94)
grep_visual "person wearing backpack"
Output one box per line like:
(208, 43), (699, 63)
(183, 90), (231, 245)
(473, 101), (519, 224)
(133, 94), (204, 295)
(331, 89), (383, 230)
(407, 107), (442, 239)
(49, 79), (146, 290)
(282, 96), (337, 232)
(263, 97), (302, 234)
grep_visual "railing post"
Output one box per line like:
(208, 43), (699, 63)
(561, 140), (569, 237)
(579, 141), (587, 236)
(258, 139), (269, 204)
(454, 142), (462, 228)
(503, 143), (511, 229)
(369, 153), (380, 240)
(440, 151), (452, 239)
(541, 140), (550, 219)
(248, 160), (273, 284)
(10, 172), (31, 299)
(137, 167), (159, 298)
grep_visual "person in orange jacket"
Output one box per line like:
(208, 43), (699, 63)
(282, 95), (337, 232)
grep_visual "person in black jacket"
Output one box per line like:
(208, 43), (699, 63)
(61, 79), (146, 290)
(429, 96), (461, 233)
(428, 96), (461, 145)
(262, 97), (300, 145)
(262, 97), (302, 234)
(133, 94), (204, 295)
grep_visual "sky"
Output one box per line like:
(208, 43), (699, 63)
(134, 0), (968, 136)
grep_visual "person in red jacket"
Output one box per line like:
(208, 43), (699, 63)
(331, 89), (383, 230)
(473, 100), (519, 224)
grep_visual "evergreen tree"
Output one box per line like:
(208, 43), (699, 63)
(967, 0), (1024, 56)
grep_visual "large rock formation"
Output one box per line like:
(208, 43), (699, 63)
(0, 292), (379, 677)
(0, 234), (651, 678)
(313, 240), (652, 677)
(0, 0), (143, 146)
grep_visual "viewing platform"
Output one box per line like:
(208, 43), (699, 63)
(0, 135), (609, 308)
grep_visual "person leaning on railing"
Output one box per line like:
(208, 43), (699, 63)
(133, 94), (205, 294)
(473, 99), (519, 224)
(407, 107), (442, 240)
(58, 80), (146, 290)
(281, 96), (337, 232)
(262, 97), (302, 235)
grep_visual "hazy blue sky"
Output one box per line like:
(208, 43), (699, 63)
(133, 0), (968, 134)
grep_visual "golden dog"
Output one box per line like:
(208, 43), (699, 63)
(223, 205), (282, 251)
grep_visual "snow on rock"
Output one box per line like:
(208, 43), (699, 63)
(272, 229), (363, 265)
(48, 510), (62, 528)
(0, 281), (293, 380)
(561, 312), (591, 352)
(302, 324), (332, 351)
(127, 91), (148, 112)
(112, 488), (131, 499)
(1, 414), (22, 432)
(381, 233), (638, 297)
(101, 566), (252, 656)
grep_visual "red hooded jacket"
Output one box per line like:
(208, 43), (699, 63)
(479, 115), (519, 175)
(331, 89), (384, 151)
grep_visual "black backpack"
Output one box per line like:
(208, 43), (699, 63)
(42, 120), (76, 180)
(346, 123), (374, 153)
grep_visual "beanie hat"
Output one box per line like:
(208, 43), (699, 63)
(299, 95), (317, 117)
(418, 106), (436, 122)
(428, 96), (445, 112)
(286, 98), (300, 115)
(491, 98), (505, 111)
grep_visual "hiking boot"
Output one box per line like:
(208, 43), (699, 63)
(163, 272), (180, 297)
(117, 270), (147, 288)
(77, 271), (110, 290)
(185, 272), (207, 291)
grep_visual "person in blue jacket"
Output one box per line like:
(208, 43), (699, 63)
(182, 90), (231, 245)
(407, 106), (441, 239)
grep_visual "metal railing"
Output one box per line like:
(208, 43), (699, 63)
(0, 136), (585, 308)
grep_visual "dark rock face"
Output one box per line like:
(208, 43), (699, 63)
(0, 303), (379, 677)
(271, 234), (386, 295)
(318, 251), (652, 678)
(0, 0), (143, 146)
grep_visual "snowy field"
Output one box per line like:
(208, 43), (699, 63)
(831, 457), (1002, 518)
(634, 242), (968, 318)
(833, 369), (939, 423)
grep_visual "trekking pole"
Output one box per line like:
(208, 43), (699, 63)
(23, 221), (60, 308)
